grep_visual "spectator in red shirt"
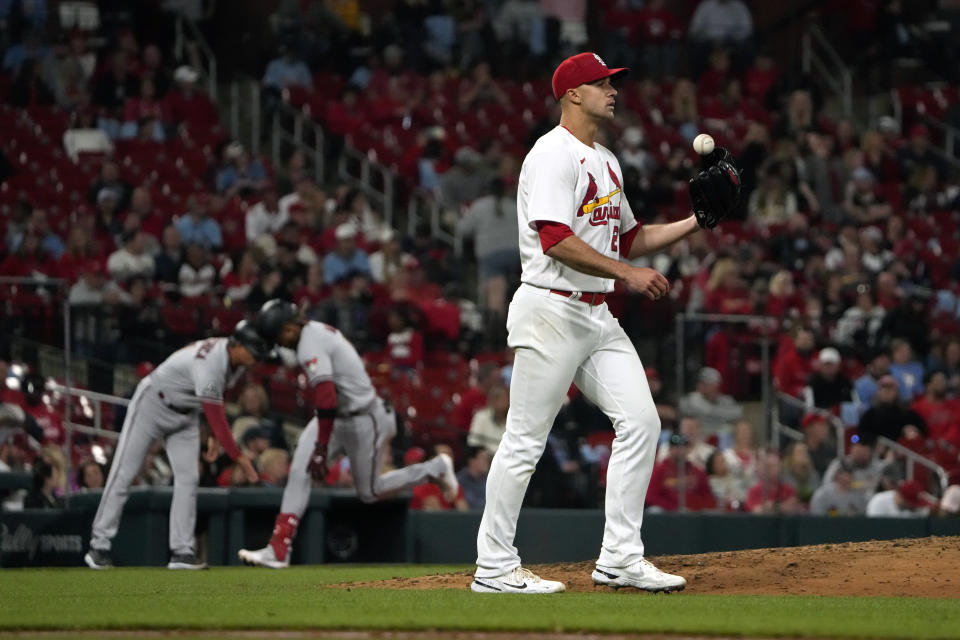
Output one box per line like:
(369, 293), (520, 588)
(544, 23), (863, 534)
(743, 54), (778, 105)
(223, 249), (260, 303)
(636, 0), (683, 77)
(764, 270), (803, 319)
(703, 258), (753, 315)
(163, 65), (218, 130)
(386, 307), (424, 372)
(122, 77), (169, 131)
(773, 326), (816, 398)
(646, 433), (717, 512)
(293, 262), (329, 310)
(911, 371), (959, 446)
(697, 47), (733, 98)
(325, 85), (366, 139)
(452, 361), (502, 432)
(0, 232), (57, 277)
(745, 451), (801, 514)
(56, 227), (102, 283)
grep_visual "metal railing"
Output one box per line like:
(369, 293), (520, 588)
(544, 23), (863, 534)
(337, 144), (396, 227)
(51, 385), (126, 497)
(917, 113), (960, 172)
(407, 187), (454, 245)
(801, 24), (852, 117)
(1, 277), (72, 476)
(271, 100), (325, 185)
(228, 78), (263, 157)
(773, 391), (949, 494)
(675, 312), (779, 441)
(173, 13), (217, 102)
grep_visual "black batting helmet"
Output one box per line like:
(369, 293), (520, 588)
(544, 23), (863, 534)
(230, 320), (270, 360)
(254, 299), (300, 345)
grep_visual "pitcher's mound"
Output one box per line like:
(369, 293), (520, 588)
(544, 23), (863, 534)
(353, 536), (960, 597)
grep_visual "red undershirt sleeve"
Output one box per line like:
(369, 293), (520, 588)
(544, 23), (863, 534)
(201, 401), (242, 461)
(619, 224), (640, 258)
(313, 380), (337, 447)
(536, 220), (575, 253)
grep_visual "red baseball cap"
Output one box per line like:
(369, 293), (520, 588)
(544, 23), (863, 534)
(801, 412), (828, 429)
(552, 52), (628, 100)
(897, 480), (931, 509)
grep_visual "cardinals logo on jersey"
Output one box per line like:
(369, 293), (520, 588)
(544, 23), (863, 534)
(578, 169), (621, 226)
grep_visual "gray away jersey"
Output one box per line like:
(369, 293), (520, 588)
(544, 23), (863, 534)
(297, 321), (376, 413)
(150, 338), (243, 409)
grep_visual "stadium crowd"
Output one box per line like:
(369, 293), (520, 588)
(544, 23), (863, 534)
(1, 0), (960, 517)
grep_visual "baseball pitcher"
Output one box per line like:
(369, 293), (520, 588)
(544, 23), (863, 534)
(237, 300), (458, 568)
(471, 52), (740, 593)
(84, 321), (269, 569)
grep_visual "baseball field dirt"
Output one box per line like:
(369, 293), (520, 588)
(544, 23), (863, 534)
(351, 536), (960, 597)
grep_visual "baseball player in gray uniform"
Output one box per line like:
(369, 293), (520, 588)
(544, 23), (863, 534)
(84, 321), (269, 570)
(237, 300), (458, 568)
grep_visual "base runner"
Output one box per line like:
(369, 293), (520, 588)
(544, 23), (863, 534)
(238, 300), (458, 568)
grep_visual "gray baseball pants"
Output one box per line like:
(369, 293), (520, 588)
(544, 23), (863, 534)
(280, 398), (448, 515)
(89, 377), (201, 556)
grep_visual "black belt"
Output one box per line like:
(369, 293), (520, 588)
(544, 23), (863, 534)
(157, 391), (195, 415)
(338, 399), (380, 418)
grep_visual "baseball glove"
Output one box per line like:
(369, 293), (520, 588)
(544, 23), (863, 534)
(689, 147), (741, 230)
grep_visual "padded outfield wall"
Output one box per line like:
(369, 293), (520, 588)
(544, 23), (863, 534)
(2, 485), (959, 566)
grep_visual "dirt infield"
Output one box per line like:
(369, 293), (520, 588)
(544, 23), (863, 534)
(350, 536), (960, 597)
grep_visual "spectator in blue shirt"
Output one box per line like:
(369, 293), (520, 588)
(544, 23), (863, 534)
(889, 338), (925, 401)
(175, 194), (222, 250)
(2, 29), (49, 73)
(322, 223), (370, 285)
(855, 350), (891, 414)
(215, 142), (268, 197)
(9, 208), (64, 260)
(262, 46), (313, 92)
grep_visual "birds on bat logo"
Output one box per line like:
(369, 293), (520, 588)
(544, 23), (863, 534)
(578, 169), (621, 226)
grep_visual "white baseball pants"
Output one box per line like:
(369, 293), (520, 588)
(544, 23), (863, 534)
(90, 377), (201, 556)
(475, 284), (660, 578)
(280, 398), (449, 516)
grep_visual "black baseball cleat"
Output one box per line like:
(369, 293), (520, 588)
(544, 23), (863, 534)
(84, 548), (114, 570)
(167, 553), (208, 570)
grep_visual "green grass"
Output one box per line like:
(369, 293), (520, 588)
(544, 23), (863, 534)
(0, 566), (958, 638)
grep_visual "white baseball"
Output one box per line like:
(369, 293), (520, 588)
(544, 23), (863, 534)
(693, 133), (715, 155)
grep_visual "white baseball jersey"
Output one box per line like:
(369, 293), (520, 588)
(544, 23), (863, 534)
(296, 321), (376, 413)
(150, 338), (242, 409)
(517, 125), (639, 293)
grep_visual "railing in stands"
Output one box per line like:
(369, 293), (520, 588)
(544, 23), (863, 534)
(271, 99), (325, 186)
(407, 187), (454, 246)
(773, 391), (949, 495)
(675, 312), (779, 442)
(228, 77), (262, 157)
(1, 277), (73, 480)
(337, 143), (396, 228)
(173, 13), (217, 102)
(801, 24), (852, 118)
(917, 113), (960, 172)
(52, 384), (125, 498)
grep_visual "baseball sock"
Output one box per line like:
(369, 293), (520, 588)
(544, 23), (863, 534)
(269, 513), (299, 561)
